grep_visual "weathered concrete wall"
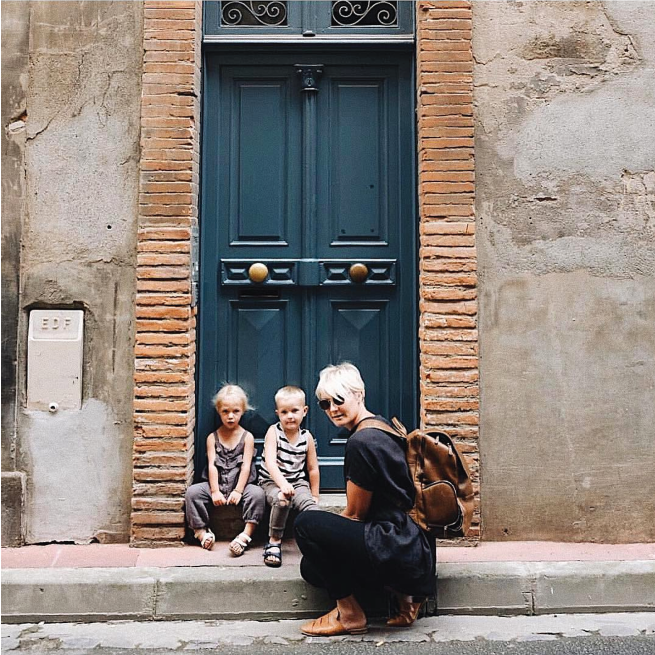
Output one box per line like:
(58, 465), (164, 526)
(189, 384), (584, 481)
(1, 1), (30, 545)
(474, 1), (655, 541)
(12, 1), (143, 543)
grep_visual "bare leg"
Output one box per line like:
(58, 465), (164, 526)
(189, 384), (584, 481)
(336, 595), (367, 631)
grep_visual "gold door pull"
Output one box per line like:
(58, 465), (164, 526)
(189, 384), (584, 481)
(248, 262), (269, 284)
(349, 263), (369, 284)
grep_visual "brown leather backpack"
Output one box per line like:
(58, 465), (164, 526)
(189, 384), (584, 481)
(355, 417), (474, 538)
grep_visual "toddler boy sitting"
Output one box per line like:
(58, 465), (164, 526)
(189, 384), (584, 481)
(259, 386), (320, 567)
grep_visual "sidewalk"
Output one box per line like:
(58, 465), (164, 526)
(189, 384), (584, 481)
(2, 541), (654, 624)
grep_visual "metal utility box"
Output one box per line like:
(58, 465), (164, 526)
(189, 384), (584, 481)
(27, 310), (84, 411)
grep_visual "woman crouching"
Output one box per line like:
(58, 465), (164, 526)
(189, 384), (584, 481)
(294, 363), (435, 636)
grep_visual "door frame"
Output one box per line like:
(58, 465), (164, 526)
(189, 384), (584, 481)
(195, 44), (419, 484)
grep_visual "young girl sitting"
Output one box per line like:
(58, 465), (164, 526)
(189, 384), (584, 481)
(185, 384), (265, 555)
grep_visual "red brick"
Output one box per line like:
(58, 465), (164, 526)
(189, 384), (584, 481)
(137, 293), (191, 306)
(420, 384), (479, 398)
(131, 527), (185, 542)
(134, 438), (192, 453)
(135, 357), (193, 372)
(422, 315), (477, 329)
(133, 451), (190, 467)
(135, 319), (192, 332)
(134, 467), (188, 481)
(419, 299), (477, 315)
(421, 341), (477, 355)
(420, 246), (476, 259)
(137, 225), (193, 241)
(420, 328), (478, 343)
(422, 259), (476, 273)
(424, 411), (479, 426)
(424, 399), (479, 411)
(133, 482), (187, 496)
(136, 306), (192, 319)
(420, 272), (477, 286)
(144, 9), (196, 20)
(135, 384), (193, 397)
(422, 288), (477, 302)
(136, 425), (190, 438)
(422, 235), (475, 247)
(421, 221), (475, 235)
(131, 511), (185, 526)
(134, 412), (190, 426)
(132, 497), (185, 511)
(134, 344), (195, 358)
(424, 369), (479, 384)
(137, 253), (190, 267)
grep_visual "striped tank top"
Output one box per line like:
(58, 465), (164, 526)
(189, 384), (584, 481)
(259, 422), (311, 484)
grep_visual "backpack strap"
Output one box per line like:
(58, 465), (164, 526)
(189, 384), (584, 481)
(354, 417), (406, 440)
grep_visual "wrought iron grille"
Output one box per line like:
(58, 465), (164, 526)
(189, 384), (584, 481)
(331, 1), (398, 27)
(221, 1), (288, 27)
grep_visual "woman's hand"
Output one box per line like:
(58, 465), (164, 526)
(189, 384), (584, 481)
(227, 490), (242, 505)
(211, 490), (227, 506)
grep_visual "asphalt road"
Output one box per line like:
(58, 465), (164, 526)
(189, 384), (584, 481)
(3, 613), (654, 654)
(5, 637), (655, 655)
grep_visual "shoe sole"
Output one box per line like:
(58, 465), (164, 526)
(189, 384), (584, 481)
(301, 627), (368, 636)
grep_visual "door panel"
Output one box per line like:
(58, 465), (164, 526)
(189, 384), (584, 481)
(219, 66), (302, 256)
(199, 51), (416, 488)
(229, 297), (301, 424)
(329, 79), (386, 241)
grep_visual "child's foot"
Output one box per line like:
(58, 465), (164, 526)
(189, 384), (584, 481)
(263, 542), (282, 567)
(194, 528), (215, 550)
(228, 532), (251, 556)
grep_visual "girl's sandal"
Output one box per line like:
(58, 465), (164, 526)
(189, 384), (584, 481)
(194, 529), (215, 551)
(228, 532), (251, 556)
(263, 542), (282, 568)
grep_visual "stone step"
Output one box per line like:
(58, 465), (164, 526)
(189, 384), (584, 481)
(208, 493), (346, 540)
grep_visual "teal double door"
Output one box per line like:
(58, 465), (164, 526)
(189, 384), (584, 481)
(198, 50), (416, 488)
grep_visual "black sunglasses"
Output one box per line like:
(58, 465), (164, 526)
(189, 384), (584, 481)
(318, 396), (345, 411)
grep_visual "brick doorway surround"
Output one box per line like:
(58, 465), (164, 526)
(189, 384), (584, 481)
(131, 0), (478, 545)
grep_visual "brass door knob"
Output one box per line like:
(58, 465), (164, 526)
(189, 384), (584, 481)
(349, 262), (369, 284)
(248, 262), (269, 284)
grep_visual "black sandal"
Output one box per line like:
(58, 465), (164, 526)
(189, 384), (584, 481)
(263, 542), (282, 567)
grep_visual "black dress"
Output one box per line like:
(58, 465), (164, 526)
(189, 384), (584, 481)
(345, 416), (436, 598)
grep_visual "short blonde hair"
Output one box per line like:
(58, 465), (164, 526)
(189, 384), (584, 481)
(275, 385), (306, 407)
(213, 384), (250, 412)
(315, 362), (365, 402)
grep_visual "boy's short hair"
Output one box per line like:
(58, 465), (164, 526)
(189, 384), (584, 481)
(275, 385), (306, 407)
(213, 384), (251, 412)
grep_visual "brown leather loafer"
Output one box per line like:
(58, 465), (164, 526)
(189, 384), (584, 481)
(301, 607), (368, 636)
(386, 598), (425, 628)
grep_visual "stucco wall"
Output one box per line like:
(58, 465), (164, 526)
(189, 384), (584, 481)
(474, 1), (655, 541)
(12, 1), (143, 543)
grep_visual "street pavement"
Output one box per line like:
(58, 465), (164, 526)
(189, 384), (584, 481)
(2, 541), (655, 623)
(2, 613), (655, 653)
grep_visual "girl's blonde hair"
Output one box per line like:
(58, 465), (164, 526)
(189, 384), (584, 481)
(315, 362), (366, 402)
(213, 384), (251, 412)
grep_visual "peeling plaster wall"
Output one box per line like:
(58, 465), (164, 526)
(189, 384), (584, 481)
(474, 1), (655, 541)
(13, 2), (143, 543)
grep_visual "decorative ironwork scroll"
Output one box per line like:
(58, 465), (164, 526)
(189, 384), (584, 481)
(221, 1), (288, 27)
(331, 1), (398, 27)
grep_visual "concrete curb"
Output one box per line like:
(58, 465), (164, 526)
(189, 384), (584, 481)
(2, 560), (654, 624)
